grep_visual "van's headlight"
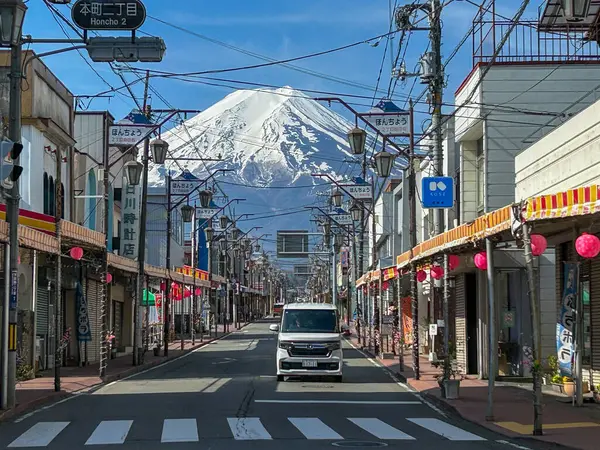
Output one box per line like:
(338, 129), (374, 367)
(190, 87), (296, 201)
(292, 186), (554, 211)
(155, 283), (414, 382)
(327, 342), (341, 351)
(279, 341), (293, 350)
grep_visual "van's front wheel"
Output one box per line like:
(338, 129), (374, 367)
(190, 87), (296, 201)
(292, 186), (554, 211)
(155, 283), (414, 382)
(277, 375), (284, 382)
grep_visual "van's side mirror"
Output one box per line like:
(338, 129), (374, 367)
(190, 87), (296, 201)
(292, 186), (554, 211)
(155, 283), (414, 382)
(269, 324), (279, 332)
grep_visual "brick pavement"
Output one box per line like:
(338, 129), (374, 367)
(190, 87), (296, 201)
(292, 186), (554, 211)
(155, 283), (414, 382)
(0, 323), (247, 422)
(347, 332), (600, 450)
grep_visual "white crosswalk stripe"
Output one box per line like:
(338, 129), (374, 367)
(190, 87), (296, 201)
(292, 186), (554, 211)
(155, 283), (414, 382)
(4, 417), (488, 445)
(8, 422), (70, 448)
(407, 418), (486, 441)
(161, 419), (199, 443)
(289, 418), (343, 440)
(85, 420), (133, 445)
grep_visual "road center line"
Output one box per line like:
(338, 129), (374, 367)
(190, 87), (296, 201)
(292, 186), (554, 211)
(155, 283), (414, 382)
(255, 400), (421, 405)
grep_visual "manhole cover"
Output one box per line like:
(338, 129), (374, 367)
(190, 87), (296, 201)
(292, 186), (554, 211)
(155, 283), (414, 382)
(332, 442), (388, 448)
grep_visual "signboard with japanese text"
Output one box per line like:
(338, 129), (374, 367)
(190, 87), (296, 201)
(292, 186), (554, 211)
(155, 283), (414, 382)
(197, 208), (218, 220)
(331, 213), (353, 226)
(108, 124), (153, 146)
(339, 183), (372, 200)
(72, 0), (147, 31)
(340, 247), (349, 268)
(119, 176), (141, 259)
(557, 262), (579, 376)
(170, 180), (199, 196)
(361, 113), (409, 136)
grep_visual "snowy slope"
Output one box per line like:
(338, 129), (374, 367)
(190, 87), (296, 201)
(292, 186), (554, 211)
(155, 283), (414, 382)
(147, 86), (369, 240)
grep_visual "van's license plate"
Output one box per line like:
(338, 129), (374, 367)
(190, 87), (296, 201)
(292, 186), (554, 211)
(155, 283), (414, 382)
(302, 359), (318, 368)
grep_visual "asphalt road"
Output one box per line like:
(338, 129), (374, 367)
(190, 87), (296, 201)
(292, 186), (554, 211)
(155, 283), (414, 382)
(0, 321), (559, 449)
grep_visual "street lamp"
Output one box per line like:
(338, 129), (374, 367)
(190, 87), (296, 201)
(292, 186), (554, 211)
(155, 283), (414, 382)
(243, 238), (251, 250)
(181, 204), (194, 223)
(350, 202), (362, 222)
(205, 226), (214, 242)
(347, 127), (367, 155)
(322, 221), (331, 237)
(245, 250), (251, 259)
(561, 0), (591, 21)
(220, 215), (229, 229)
(199, 190), (213, 208)
(331, 189), (343, 207)
(335, 233), (344, 248)
(0, 0), (26, 47)
(374, 149), (395, 178)
(150, 138), (168, 165)
(124, 160), (143, 186)
(231, 226), (240, 240)
(254, 243), (261, 252)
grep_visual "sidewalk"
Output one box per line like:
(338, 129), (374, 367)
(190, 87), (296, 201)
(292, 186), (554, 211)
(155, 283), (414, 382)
(347, 332), (600, 450)
(0, 323), (248, 423)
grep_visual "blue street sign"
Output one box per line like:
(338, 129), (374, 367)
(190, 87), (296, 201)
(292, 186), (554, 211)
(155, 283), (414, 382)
(421, 176), (454, 208)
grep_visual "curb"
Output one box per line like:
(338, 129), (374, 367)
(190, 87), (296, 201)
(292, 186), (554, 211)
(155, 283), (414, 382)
(0, 322), (252, 423)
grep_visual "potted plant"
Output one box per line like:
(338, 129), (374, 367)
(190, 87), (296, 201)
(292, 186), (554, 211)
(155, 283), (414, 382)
(562, 376), (576, 396)
(432, 358), (462, 399)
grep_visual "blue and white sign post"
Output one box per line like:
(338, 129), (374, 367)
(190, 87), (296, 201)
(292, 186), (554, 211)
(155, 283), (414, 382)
(421, 176), (454, 209)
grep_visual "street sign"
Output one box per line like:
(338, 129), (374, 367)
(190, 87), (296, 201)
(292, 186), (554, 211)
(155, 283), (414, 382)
(330, 213), (353, 226)
(171, 180), (199, 196)
(421, 176), (454, 208)
(429, 324), (438, 336)
(196, 208), (218, 220)
(360, 99), (410, 136)
(108, 124), (153, 146)
(72, 0), (147, 31)
(339, 183), (372, 200)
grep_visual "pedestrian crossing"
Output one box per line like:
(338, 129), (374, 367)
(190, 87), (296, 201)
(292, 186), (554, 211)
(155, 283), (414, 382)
(6, 416), (486, 447)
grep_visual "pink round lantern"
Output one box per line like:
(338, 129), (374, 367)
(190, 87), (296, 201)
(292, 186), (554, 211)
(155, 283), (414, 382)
(430, 265), (444, 280)
(474, 252), (487, 270)
(416, 270), (427, 283)
(160, 281), (166, 291)
(575, 232), (600, 259)
(530, 234), (548, 256)
(105, 273), (113, 284)
(382, 281), (389, 291)
(69, 246), (84, 261)
(448, 255), (460, 271)
(195, 288), (202, 296)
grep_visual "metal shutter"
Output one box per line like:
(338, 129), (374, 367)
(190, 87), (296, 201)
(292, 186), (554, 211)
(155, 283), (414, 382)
(454, 273), (467, 373)
(86, 278), (102, 363)
(36, 286), (50, 335)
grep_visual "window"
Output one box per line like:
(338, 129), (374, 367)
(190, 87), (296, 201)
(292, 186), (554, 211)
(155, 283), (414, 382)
(43, 172), (49, 215)
(476, 139), (484, 213)
(49, 176), (55, 217)
(281, 309), (338, 333)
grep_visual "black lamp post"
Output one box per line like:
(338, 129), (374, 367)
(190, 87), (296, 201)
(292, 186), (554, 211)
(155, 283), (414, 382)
(350, 203), (361, 222)
(231, 226), (240, 240)
(150, 138), (168, 165)
(220, 215), (229, 229)
(331, 189), (343, 207)
(124, 160), (143, 186)
(181, 205), (194, 223)
(347, 127), (367, 155)
(0, 0), (26, 47)
(561, 0), (591, 21)
(254, 243), (261, 252)
(205, 226), (214, 242)
(374, 150), (395, 178)
(199, 190), (213, 208)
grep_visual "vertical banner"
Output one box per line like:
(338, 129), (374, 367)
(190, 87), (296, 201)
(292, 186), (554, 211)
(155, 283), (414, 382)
(557, 262), (578, 376)
(120, 175), (142, 259)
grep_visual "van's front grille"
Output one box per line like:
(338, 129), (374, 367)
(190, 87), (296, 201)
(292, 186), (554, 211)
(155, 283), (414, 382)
(288, 342), (330, 357)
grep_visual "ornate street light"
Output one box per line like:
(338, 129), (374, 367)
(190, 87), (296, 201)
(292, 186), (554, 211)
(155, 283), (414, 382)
(219, 239), (227, 252)
(219, 215), (229, 229)
(374, 149), (395, 178)
(243, 238), (252, 250)
(231, 226), (240, 240)
(245, 250), (251, 259)
(335, 233), (344, 248)
(331, 189), (343, 207)
(199, 189), (213, 208)
(124, 160), (143, 186)
(150, 138), (168, 165)
(322, 221), (331, 237)
(347, 127), (367, 155)
(0, 0), (26, 47)
(205, 226), (214, 242)
(254, 243), (261, 252)
(181, 205), (194, 223)
(561, 0), (591, 21)
(350, 202), (362, 222)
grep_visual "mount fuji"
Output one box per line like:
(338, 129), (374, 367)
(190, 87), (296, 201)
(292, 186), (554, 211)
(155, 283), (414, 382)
(147, 86), (370, 241)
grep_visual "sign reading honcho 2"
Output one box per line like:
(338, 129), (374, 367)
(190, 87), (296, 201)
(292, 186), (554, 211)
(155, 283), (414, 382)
(72, 0), (147, 31)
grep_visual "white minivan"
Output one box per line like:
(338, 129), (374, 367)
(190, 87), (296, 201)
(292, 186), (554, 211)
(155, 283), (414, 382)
(269, 303), (343, 382)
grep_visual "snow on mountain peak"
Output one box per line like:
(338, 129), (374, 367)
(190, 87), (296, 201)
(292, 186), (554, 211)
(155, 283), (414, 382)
(147, 86), (356, 187)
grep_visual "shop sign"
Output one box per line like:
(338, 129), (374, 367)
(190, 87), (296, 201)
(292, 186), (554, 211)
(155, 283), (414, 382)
(108, 124), (153, 146)
(556, 262), (579, 376)
(120, 175), (141, 259)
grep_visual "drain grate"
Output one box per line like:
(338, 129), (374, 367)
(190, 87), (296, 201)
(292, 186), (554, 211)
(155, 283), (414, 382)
(332, 442), (388, 448)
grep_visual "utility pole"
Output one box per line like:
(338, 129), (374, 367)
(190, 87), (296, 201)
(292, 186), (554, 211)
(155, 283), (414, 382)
(100, 113), (110, 378)
(3, 29), (24, 408)
(54, 145), (63, 392)
(133, 71), (151, 366)
(430, 0), (444, 236)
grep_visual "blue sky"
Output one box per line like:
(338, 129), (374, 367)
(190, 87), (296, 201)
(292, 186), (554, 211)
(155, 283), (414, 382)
(23, 0), (540, 125)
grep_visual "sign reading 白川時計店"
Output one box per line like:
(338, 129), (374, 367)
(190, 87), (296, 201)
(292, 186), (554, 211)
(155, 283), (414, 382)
(120, 174), (142, 260)
(71, 0), (147, 31)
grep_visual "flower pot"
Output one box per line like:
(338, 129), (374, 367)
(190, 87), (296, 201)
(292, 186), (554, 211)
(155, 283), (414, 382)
(443, 379), (460, 399)
(562, 381), (575, 396)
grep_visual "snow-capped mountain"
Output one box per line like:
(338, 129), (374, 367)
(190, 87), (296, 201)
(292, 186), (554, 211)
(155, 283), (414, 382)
(147, 86), (367, 239)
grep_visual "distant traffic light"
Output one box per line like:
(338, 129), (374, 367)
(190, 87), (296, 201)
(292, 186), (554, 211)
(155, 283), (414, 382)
(0, 139), (23, 190)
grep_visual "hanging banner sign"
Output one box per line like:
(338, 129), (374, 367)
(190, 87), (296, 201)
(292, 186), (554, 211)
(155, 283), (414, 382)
(108, 124), (153, 146)
(171, 180), (200, 196)
(556, 262), (579, 376)
(120, 175), (142, 259)
(339, 183), (372, 200)
(197, 208), (218, 220)
(72, 0), (147, 31)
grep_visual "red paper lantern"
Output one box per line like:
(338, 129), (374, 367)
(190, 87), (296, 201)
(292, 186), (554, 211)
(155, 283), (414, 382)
(160, 281), (166, 291)
(448, 255), (460, 271)
(195, 288), (202, 296)
(575, 233), (600, 259)
(416, 270), (427, 282)
(382, 281), (389, 291)
(105, 273), (113, 284)
(69, 246), (84, 261)
(530, 234), (548, 256)
(474, 252), (487, 270)
(430, 266), (444, 280)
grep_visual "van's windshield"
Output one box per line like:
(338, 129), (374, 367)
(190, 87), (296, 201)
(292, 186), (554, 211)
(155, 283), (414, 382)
(281, 309), (338, 333)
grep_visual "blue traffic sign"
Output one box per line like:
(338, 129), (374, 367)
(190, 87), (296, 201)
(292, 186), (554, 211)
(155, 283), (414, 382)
(422, 176), (454, 208)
